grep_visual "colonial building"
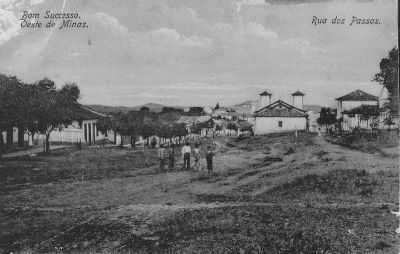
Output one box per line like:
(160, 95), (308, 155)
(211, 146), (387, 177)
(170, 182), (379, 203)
(48, 105), (110, 144)
(336, 89), (379, 119)
(1, 105), (112, 146)
(336, 89), (381, 130)
(253, 91), (308, 135)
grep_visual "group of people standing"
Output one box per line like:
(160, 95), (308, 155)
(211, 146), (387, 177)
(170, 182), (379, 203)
(158, 141), (215, 175)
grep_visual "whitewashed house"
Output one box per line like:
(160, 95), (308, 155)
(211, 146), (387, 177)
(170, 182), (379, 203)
(336, 89), (379, 119)
(44, 105), (112, 145)
(1, 105), (113, 146)
(253, 91), (308, 135)
(336, 89), (380, 130)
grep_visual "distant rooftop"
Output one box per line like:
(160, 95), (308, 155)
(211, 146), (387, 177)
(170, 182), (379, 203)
(336, 89), (378, 101)
(291, 90), (305, 96)
(259, 90), (272, 96)
(73, 105), (107, 121)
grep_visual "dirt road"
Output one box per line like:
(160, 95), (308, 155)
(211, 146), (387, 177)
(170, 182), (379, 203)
(0, 133), (398, 253)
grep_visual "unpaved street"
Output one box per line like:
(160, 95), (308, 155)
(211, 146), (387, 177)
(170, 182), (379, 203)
(0, 133), (398, 253)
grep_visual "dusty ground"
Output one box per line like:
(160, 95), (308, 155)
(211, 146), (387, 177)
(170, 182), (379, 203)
(0, 133), (398, 253)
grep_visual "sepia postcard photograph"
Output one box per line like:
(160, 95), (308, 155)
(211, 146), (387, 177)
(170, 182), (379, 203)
(0, 0), (399, 253)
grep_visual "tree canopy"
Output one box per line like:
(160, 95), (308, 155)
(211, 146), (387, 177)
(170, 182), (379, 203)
(0, 74), (81, 152)
(373, 47), (399, 114)
(317, 107), (337, 127)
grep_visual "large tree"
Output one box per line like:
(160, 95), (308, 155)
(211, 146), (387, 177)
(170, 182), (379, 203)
(0, 75), (27, 148)
(34, 79), (81, 153)
(373, 47), (399, 114)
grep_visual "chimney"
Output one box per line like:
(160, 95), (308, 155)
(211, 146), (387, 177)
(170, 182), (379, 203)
(259, 90), (272, 108)
(291, 90), (305, 109)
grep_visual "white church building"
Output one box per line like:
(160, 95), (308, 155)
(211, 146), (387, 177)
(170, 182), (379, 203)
(253, 90), (308, 135)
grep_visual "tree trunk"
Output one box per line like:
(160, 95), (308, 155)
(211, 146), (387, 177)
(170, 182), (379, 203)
(130, 136), (136, 149)
(45, 133), (50, 153)
(6, 127), (13, 147)
(0, 132), (3, 159)
(114, 131), (117, 145)
(18, 125), (24, 147)
(120, 136), (124, 147)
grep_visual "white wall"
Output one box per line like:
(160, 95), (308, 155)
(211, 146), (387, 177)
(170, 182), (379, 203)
(292, 96), (303, 109)
(254, 117), (307, 135)
(259, 95), (271, 109)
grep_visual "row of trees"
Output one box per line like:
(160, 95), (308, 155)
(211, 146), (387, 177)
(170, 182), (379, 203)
(97, 108), (188, 148)
(0, 74), (80, 154)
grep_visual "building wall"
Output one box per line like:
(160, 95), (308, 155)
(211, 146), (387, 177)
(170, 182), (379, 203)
(254, 117), (307, 135)
(292, 96), (303, 110)
(1, 120), (114, 146)
(259, 95), (271, 109)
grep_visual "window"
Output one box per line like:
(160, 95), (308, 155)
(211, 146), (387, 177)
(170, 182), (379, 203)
(278, 120), (283, 127)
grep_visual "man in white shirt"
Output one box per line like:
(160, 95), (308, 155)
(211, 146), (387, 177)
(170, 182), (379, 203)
(181, 142), (191, 170)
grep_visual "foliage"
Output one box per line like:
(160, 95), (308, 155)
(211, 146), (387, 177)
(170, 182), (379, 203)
(373, 47), (399, 114)
(103, 108), (187, 147)
(161, 107), (183, 114)
(227, 122), (238, 131)
(317, 107), (337, 126)
(186, 107), (205, 116)
(0, 75), (80, 152)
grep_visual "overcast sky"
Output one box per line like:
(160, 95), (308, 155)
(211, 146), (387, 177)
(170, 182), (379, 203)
(0, 0), (397, 107)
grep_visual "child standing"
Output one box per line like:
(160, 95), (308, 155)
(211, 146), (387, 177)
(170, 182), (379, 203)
(206, 146), (214, 175)
(181, 142), (191, 170)
(158, 144), (167, 171)
(193, 143), (201, 171)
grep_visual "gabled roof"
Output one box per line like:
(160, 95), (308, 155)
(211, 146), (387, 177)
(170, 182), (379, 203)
(72, 105), (107, 121)
(254, 100), (307, 117)
(259, 90), (272, 96)
(291, 90), (305, 96)
(336, 89), (378, 101)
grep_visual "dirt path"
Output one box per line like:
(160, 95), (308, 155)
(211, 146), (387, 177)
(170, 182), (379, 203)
(1, 145), (69, 158)
(1, 134), (398, 254)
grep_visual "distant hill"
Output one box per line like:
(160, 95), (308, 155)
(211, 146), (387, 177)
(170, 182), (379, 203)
(231, 100), (258, 115)
(232, 100), (258, 108)
(303, 105), (322, 112)
(86, 105), (134, 114)
(130, 103), (166, 113)
(87, 103), (184, 114)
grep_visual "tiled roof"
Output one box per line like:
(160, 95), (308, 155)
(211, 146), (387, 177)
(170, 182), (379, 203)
(259, 90), (272, 96)
(72, 105), (107, 121)
(291, 90), (305, 96)
(254, 100), (307, 117)
(336, 89), (378, 101)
